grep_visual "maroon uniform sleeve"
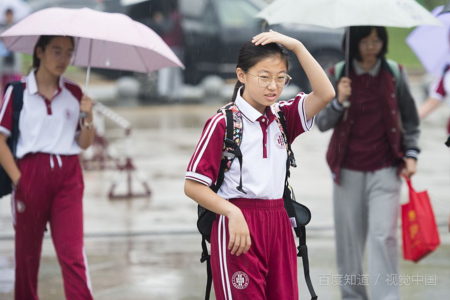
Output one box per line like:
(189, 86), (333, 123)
(0, 85), (14, 137)
(275, 93), (314, 143)
(186, 113), (226, 186)
(428, 69), (450, 101)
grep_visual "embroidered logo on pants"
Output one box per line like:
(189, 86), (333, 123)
(16, 201), (26, 213)
(232, 271), (249, 289)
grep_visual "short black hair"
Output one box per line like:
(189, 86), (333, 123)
(342, 26), (388, 62)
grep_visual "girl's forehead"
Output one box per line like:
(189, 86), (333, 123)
(48, 37), (74, 49)
(362, 29), (378, 40)
(251, 56), (287, 73)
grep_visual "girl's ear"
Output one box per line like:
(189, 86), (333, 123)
(236, 68), (246, 85)
(36, 46), (43, 60)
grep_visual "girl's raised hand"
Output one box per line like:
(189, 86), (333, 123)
(252, 29), (301, 51)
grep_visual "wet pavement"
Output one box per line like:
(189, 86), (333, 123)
(0, 75), (449, 299)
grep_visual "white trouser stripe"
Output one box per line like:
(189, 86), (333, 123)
(11, 190), (16, 226)
(82, 246), (93, 294)
(222, 216), (232, 299)
(218, 215), (228, 300)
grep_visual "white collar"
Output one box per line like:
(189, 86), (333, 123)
(27, 69), (64, 95)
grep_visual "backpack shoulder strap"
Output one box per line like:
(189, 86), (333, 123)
(385, 59), (401, 92)
(334, 60), (346, 82)
(272, 105), (296, 168)
(212, 103), (246, 194)
(5, 81), (24, 159)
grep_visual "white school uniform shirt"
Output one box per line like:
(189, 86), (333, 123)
(0, 70), (82, 159)
(186, 88), (314, 200)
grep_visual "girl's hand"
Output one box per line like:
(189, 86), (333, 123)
(13, 174), (21, 189)
(337, 77), (352, 103)
(403, 158), (417, 179)
(227, 207), (251, 256)
(252, 29), (301, 51)
(80, 95), (94, 121)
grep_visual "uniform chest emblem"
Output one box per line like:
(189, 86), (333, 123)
(274, 132), (285, 149)
(64, 109), (72, 120)
(232, 271), (249, 290)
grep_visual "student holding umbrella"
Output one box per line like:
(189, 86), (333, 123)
(0, 35), (94, 299)
(316, 26), (420, 300)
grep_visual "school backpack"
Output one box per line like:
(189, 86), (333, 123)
(0, 81), (24, 198)
(196, 102), (318, 300)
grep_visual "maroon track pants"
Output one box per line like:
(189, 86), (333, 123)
(210, 198), (298, 300)
(12, 153), (93, 300)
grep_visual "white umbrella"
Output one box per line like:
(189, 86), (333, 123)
(256, 0), (441, 29)
(256, 0), (441, 76)
(0, 0), (31, 25)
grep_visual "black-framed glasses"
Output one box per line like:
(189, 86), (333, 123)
(247, 72), (292, 88)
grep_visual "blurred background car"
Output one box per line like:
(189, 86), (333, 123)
(101, 0), (344, 96)
(26, 0), (104, 11)
(21, 0), (344, 99)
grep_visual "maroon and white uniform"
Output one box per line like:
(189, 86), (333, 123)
(186, 88), (314, 300)
(0, 70), (93, 300)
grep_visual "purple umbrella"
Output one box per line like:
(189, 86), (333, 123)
(407, 6), (450, 75)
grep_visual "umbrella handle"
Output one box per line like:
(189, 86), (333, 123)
(81, 39), (92, 119)
(85, 64), (91, 94)
(345, 27), (350, 77)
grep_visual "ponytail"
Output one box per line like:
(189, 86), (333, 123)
(232, 81), (244, 102)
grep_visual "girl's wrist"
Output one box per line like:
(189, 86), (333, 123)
(13, 175), (21, 189)
(292, 41), (304, 53)
(224, 205), (241, 219)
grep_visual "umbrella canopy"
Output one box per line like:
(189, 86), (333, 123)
(0, 7), (184, 73)
(256, 0), (441, 29)
(406, 6), (450, 75)
(0, 0), (31, 25)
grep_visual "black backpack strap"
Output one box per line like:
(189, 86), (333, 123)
(223, 109), (246, 194)
(278, 110), (318, 300)
(6, 81), (24, 159)
(277, 110), (297, 168)
(201, 236), (213, 300)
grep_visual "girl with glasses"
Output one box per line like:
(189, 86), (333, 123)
(184, 30), (335, 300)
(0, 35), (94, 300)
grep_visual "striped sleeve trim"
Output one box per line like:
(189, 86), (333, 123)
(428, 75), (445, 102)
(0, 126), (11, 137)
(331, 98), (345, 112)
(405, 150), (419, 160)
(0, 85), (13, 124)
(187, 113), (225, 173)
(298, 94), (314, 131)
(186, 172), (212, 186)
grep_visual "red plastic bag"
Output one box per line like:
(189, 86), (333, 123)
(401, 177), (440, 263)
